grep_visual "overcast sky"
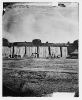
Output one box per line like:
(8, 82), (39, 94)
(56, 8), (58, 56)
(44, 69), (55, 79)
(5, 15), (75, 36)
(2, 2), (79, 43)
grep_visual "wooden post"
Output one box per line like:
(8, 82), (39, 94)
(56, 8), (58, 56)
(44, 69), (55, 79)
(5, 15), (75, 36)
(25, 41), (26, 55)
(25, 46), (26, 55)
(48, 46), (51, 56)
(60, 47), (62, 57)
(37, 46), (39, 58)
(12, 45), (14, 58)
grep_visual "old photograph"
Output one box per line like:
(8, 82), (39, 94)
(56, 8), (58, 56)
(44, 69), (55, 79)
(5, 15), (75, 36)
(2, 2), (79, 97)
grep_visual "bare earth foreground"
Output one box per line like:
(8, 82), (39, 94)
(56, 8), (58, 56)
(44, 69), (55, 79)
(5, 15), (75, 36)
(3, 58), (79, 97)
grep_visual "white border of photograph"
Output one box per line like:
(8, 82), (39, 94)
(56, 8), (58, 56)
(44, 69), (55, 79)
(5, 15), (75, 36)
(0, 0), (82, 100)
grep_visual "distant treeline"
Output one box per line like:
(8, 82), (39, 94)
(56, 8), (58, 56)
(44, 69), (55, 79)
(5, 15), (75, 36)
(2, 38), (78, 47)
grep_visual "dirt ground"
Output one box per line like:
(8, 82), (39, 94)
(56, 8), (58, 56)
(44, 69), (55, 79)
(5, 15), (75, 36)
(2, 58), (79, 97)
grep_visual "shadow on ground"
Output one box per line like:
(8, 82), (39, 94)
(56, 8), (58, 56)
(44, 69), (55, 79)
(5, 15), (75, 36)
(3, 85), (41, 97)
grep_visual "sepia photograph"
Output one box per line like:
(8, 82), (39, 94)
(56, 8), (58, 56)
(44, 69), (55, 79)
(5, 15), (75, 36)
(2, 2), (79, 97)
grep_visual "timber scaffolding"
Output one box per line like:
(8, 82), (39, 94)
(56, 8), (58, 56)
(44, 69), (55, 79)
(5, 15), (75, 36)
(2, 41), (74, 59)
